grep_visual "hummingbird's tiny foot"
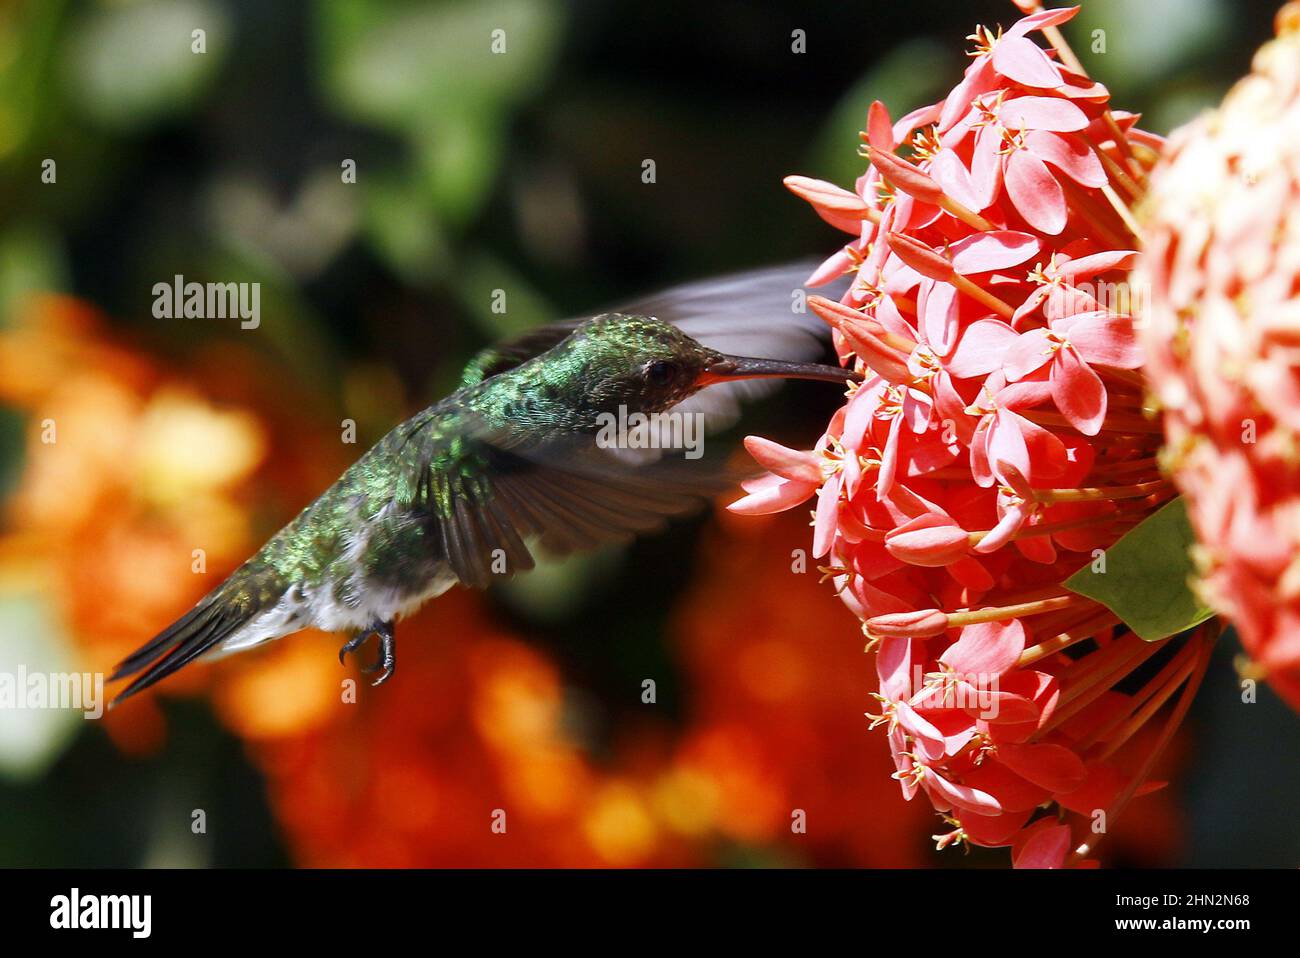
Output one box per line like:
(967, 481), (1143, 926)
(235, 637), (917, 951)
(338, 631), (372, 667)
(369, 622), (396, 686)
(338, 620), (395, 684)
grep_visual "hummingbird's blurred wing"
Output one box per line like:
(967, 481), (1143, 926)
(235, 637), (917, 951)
(460, 261), (847, 455)
(461, 260), (844, 384)
(619, 260), (849, 437)
(420, 261), (849, 583)
(399, 408), (741, 589)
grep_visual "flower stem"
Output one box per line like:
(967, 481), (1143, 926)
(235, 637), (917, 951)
(951, 273), (1016, 320)
(1086, 136), (1144, 201)
(1040, 633), (1163, 732)
(1088, 640), (1202, 755)
(1059, 177), (1135, 248)
(1020, 409), (1164, 434)
(1102, 184), (1143, 238)
(1019, 609), (1122, 668)
(1069, 623), (1218, 864)
(944, 593), (1081, 628)
(1034, 479), (1171, 503)
(1087, 456), (1161, 478)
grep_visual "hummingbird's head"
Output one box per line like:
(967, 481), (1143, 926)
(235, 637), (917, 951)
(567, 313), (857, 415)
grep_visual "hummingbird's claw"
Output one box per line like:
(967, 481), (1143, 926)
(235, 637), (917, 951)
(338, 631), (371, 666)
(338, 621), (396, 686)
(367, 621), (395, 686)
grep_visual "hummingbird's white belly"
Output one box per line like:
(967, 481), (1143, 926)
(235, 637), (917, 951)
(211, 567), (459, 657)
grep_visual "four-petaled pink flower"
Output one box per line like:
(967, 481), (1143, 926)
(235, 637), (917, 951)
(1003, 310), (1143, 435)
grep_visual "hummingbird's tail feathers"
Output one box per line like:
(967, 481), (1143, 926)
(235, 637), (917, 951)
(109, 598), (219, 683)
(108, 598), (251, 707)
(109, 566), (283, 707)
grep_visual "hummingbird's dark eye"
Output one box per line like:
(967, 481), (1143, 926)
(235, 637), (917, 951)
(645, 359), (676, 387)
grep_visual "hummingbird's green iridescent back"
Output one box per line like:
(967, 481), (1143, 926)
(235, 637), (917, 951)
(226, 314), (717, 598)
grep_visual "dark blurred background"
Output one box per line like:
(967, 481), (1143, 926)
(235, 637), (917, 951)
(0, 0), (1296, 867)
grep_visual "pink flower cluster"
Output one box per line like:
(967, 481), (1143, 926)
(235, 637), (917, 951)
(1140, 3), (1300, 712)
(732, 5), (1213, 867)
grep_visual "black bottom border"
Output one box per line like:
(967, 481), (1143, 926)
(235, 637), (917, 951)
(2, 867), (1288, 943)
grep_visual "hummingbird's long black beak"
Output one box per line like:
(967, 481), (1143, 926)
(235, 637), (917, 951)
(698, 354), (861, 388)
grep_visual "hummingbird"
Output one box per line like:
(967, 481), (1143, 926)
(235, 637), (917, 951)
(108, 263), (856, 706)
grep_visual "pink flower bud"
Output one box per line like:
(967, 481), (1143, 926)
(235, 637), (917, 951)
(865, 608), (949, 638)
(884, 515), (970, 567)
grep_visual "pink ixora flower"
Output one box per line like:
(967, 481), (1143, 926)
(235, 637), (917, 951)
(1003, 309), (1143, 435)
(732, 2), (1218, 868)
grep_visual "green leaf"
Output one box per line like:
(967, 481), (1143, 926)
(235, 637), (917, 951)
(1064, 497), (1215, 642)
